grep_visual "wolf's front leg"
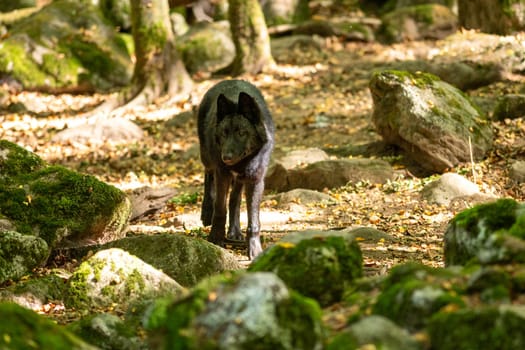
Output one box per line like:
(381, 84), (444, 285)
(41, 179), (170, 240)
(208, 169), (231, 246)
(245, 180), (264, 259)
(227, 178), (244, 241)
(201, 172), (214, 226)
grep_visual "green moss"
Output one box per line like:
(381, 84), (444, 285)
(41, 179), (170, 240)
(138, 22), (168, 54)
(249, 236), (362, 306)
(0, 40), (54, 87)
(41, 51), (82, 86)
(125, 269), (146, 295)
(0, 140), (45, 178)
(373, 263), (466, 330)
(429, 306), (525, 350)
(0, 302), (94, 349)
(66, 258), (107, 308)
(452, 199), (519, 235)
(66, 262), (94, 308)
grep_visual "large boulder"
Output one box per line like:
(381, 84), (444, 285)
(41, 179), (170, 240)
(0, 0), (132, 92)
(249, 230), (363, 306)
(65, 248), (185, 310)
(444, 199), (525, 266)
(370, 70), (493, 173)
(0, 140), (131, 249)
(145, 272), (324, 350)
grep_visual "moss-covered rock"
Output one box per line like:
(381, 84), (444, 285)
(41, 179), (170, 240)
(379, 4), (457, 43)
(175, 21), (235, 74)
(249, 230), (363, 306)
(492, 94), (525, 121)
(444, 199), (525, 266)
(372, 262), (466, 331)
(0, 272), (67, 309)
(428, 305), (525, 350)
(327, 315), (421, 350)
(67, 313), (143, 350)
(101, 233), (242, 287)
(262, 0), (310, 26)
(0, 231), (49, 284)
(65, 248), (185, 310)
(0, 140), (131, 249)
(0, 0), (131, 91)
(369, 70), (493, 173)
(0, 302), (97, 349)
(145, 271), (324, 350)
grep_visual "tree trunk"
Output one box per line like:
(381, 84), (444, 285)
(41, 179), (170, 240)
(458, 0), (525, 35)
(93, 0), (192, 114)
(227, 0), (274, 75)
(129, 0), (192, 103)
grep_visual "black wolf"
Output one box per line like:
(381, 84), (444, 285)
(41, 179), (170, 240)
(197, 80), (275, 259)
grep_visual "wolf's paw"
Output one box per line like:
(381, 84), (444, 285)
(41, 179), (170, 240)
(208, 230), (225, 247)
(227, 226), (244, 241)
(248, 237), (263, 260)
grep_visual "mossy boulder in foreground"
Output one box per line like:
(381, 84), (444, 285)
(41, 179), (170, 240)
(145, 272), (324, 350)
(428, 305), (525, 350)
(0, 302), (96, 350)
(249, 230), (363, 306)
(0, 140), (131, 250)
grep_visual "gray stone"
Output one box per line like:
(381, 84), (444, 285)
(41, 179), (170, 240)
(421, 173), (482, 206)
(370, 70), (493, 173)
(509, 160), (525, 183)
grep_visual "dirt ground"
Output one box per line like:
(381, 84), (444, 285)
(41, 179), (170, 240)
(2, 35), (525, 277)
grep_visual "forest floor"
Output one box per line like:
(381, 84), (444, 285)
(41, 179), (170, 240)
(2, 33), (525, 280)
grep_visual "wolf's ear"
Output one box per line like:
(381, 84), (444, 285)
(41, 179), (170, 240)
(216, 94), (236, 122)
(239, 92), (268, 143)
(238, 92), (261, 123)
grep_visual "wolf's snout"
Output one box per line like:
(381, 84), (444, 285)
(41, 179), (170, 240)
(222, 154), (235, 164)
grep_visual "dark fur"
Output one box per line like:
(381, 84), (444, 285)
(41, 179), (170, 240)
(197, 80), (274, 259)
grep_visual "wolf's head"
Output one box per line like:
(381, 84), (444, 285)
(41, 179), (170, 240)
(215, 92), (267, 166)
